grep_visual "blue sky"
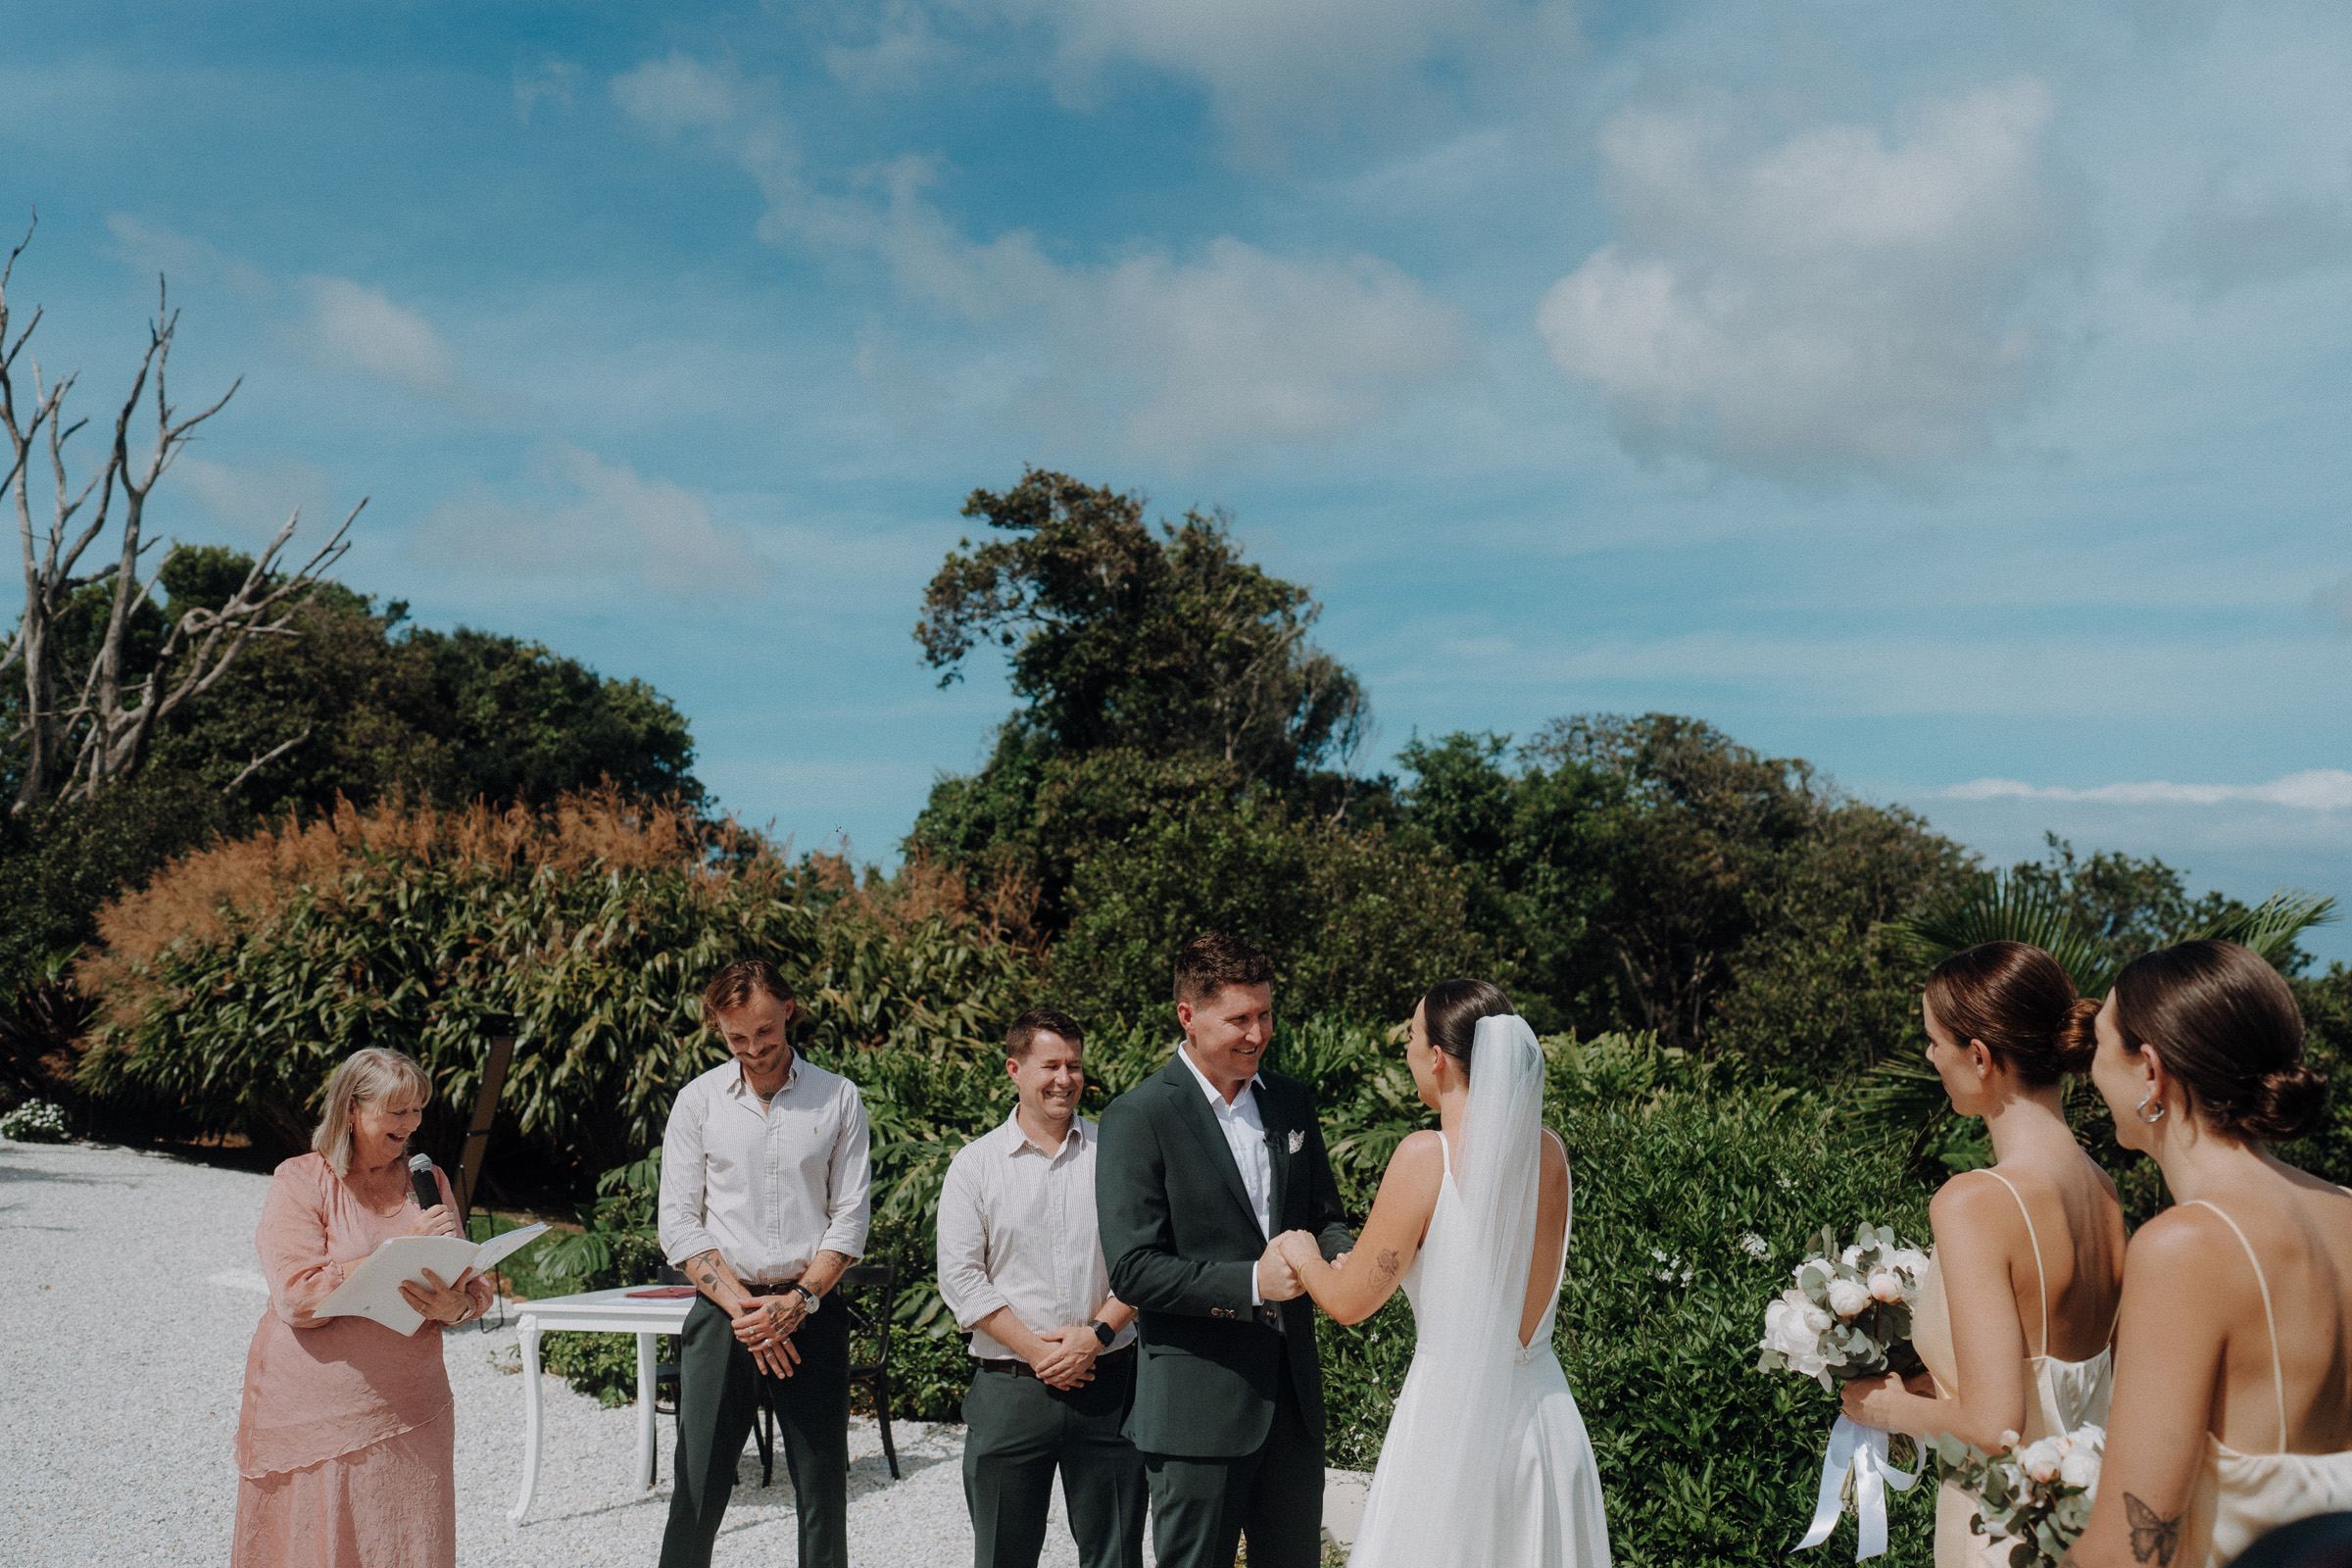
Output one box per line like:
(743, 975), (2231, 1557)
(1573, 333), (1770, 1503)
(6, 1), (2352, 957)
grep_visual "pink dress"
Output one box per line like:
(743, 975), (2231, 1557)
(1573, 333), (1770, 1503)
(231, 1154), (493, 1568)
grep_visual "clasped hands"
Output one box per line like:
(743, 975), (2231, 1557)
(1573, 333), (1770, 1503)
(1026, 1325), (1104, 1390)
(731, 1293), (809, 1379)
(1257, 1230), (1348, 1303)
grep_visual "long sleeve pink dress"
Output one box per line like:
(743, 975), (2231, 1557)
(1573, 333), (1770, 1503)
(231, 1153), (494, 1568)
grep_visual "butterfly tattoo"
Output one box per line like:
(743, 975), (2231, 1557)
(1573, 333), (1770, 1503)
(2124, 1493), (2182, 1566)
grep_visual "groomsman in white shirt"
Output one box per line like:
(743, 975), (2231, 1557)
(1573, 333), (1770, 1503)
(938, 1007), (1145, 1568)
(658, 959), (872, 1568)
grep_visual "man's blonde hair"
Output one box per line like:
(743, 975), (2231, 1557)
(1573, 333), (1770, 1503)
(313, 1048), (432, 1175)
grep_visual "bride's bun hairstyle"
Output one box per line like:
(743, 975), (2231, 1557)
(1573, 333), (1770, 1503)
(1421, 979), (1516, 1081)
(2111, 939), (2328, 1143)
(1924, 941), (2097, 1086)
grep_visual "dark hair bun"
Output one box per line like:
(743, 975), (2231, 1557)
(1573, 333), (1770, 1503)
(2242, 1062), (2330, 1144)
(1924, 942), (2083, 1088)
(2055, 997), (2100, 1076)
(2113, 940), (2316, 1145)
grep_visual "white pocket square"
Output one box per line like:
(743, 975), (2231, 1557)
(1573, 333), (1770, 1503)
(1287, 1130), (1305, 1154)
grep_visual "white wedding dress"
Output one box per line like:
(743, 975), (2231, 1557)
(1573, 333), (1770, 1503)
(1348, 1015), (1612, 1568)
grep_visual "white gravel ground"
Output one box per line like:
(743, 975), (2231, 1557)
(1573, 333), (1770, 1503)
(0, 1138), (1165, 1568)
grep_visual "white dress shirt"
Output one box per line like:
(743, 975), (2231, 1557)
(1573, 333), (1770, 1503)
(658, 1054), (871, 1283)
(936, 1108), (1136, 1359)
(1175, 1046), (1274, 1306)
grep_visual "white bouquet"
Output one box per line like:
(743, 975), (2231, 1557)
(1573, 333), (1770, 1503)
(1756, 1222), (1933, 1561)
(1932, 1426), (2103, 1568)
(1756, 1222), (1932, 1391)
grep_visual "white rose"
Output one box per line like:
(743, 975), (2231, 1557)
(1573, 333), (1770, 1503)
(1867, 1268), (1905, 1303)
(1761, 1290), (1836, 1379)
(1841, 1245), (1865, 1267)
(2071, 1425), (2105, 1455)
(2058, 1449), (2100, 1490)
(1889, 1248), (1931, 1281)
(1826, 1277), (1873, 1318)
(2018, 1438), (2065, 1485)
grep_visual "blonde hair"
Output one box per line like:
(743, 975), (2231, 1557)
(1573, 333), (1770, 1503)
(313, 1049), (433, 1175)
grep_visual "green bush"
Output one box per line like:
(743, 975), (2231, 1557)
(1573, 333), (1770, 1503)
(73, 792), (1035, 1191)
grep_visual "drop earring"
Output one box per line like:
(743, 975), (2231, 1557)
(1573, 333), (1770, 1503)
(2134, 1091), (2166, 1125)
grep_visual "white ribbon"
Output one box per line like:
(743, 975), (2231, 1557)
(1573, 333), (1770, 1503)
(1791, 1414), (1921, 1560)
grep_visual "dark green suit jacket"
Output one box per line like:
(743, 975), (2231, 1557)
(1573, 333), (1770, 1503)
(1096, 1055), (1353, 1457)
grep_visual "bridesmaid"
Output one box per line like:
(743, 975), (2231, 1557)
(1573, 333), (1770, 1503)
(1842, 942), (2127, 1566)
(2064, 941), (2352, 1567)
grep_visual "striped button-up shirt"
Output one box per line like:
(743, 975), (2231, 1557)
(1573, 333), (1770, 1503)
(936, 1108), (1135, 1359)
(658, 1055), (870, 1283)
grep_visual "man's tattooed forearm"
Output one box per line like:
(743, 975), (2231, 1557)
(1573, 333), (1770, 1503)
(686, 1250), (725, 1291)
(1374, 1249), (1401, 1283)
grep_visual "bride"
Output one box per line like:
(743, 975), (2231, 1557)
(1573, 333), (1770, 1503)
(1274, 979), (1610, 1567)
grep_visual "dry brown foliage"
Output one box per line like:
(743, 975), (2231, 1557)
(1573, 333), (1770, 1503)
(75, 786), (751, 1003)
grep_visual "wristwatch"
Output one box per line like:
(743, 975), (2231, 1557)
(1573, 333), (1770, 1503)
(1089, 1318), (1114, 1348)
(792, 1284), (821, 1315)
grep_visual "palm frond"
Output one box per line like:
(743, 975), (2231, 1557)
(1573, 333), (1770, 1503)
(2194, 888), (2339, 964)
(1886, 872), (2113, 997)
(1853, 1054), (1952, 1156)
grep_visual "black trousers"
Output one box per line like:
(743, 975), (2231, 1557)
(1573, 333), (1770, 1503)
(659, 1294), (851, 1568)
(1140, 1340), (1323, 1568)
(961, 1349), (1146, 1568)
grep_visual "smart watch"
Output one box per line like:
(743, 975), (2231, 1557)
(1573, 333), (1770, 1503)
(1089, 1318), (1114, 1348)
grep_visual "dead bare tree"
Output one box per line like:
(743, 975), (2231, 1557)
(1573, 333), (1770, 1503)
(2, 217), (360, 813)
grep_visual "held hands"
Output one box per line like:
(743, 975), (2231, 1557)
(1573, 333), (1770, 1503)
(1256, 1235), (1306, 1301)
(399, 1266), (476, 1331)
(731, 1295), (807, 1379)
(1030, 1326), (1101, 1390)
(406, 1202), (464, 1240)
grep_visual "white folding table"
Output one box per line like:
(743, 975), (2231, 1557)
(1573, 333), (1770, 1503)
(507, 1286), (695, 1523)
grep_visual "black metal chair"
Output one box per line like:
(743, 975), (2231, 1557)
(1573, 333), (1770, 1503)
(741, 1263), (903, 1486)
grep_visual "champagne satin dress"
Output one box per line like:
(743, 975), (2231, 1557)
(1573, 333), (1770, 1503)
(1912, 1170), (2113, 1568)
(2178, 1200), (2352, 1567)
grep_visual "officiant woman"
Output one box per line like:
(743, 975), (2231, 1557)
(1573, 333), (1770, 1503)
(231, 1047), (492, 1568)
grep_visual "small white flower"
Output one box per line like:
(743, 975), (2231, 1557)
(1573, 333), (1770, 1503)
(1826, 1277), (1873, 1318)
(1740, 1233), (1770, 1259)
(2018, 1437), (2065, 1485)
(1650, 1249), (1668, 1263)
(1866, 1268), (1905, 1304)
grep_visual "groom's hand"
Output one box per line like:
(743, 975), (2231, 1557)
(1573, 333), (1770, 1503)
(1256, 1237), (1304, 1301)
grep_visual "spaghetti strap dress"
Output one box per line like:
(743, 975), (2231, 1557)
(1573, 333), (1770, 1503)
(2180, 1199), (2352, 1567)
(1912, 1169), (2113, 1568)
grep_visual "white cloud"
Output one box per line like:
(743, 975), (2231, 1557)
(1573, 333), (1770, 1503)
(415, 443), (767, 604)
(612, 56), (1464, 464)
(514, 58), (582, 123)
(2152, 182), (2352, 298)
(985, 0), (1577, 152)
(299, 275), (462, 398)
(104, 214), (273, 299)
(1945, 771), (2352, 810)
(1538, 78), (2072, 482)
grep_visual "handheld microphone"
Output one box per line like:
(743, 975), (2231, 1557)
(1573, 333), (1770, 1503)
(409, 1152), (441, 1212)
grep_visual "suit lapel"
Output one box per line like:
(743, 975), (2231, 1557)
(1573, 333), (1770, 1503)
(1157, 1059), (1260, 1233)
(1262, 1083), (1293, 1229)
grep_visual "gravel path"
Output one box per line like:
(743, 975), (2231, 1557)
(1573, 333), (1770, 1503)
(0, 1138), (1161, 1568)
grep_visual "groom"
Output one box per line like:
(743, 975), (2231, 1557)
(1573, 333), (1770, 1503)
(1095, 932), (1354, 1568)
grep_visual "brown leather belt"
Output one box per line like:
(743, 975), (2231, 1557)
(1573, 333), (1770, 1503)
(742, 1280), (806, 1298)
(979, 1347), (1134, 1378)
